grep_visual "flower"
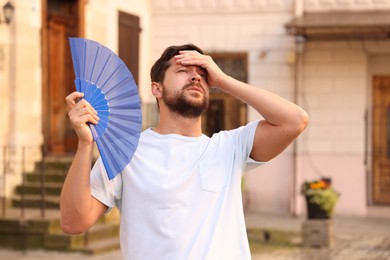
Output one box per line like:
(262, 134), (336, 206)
(301, 178), (340, 218)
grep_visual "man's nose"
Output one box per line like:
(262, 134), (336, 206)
(190, 72), (201, 82)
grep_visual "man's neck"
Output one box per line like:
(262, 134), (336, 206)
(153, 112), (203, 137)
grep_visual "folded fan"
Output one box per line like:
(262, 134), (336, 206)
(69, 37), (142, 180)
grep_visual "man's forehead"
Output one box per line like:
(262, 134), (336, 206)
(169, 59), (207, 73)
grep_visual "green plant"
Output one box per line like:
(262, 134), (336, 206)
(301, 178), (340, 217)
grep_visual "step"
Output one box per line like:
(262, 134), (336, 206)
(35, 156), (73, 170)
(0, 217), (120, 252)
(44, 223), (120, 251)
(14, 183), (63, 196)
(0, 217), (61, 250)
(11, 195), (60, 209)
(0, 210), (113, 235)
(25, 171), (67, 183)
(1, 156), (121, 255)
(73, 237), (120, 255)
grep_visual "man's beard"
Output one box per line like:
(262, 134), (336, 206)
(162, 83), (209, 118)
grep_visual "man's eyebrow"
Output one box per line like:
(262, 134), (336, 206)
(198, 67), (207, 75)
(174, 64), (207, 76)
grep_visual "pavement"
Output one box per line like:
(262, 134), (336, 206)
(246, 211), (390, 259)
(0, 210), (390, 259)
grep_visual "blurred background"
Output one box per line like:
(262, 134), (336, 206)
(0, 0), (390, 256)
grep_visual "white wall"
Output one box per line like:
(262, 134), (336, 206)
(0, 0), (43, 148)
(0, 0), (43, 196)
(302, 41), (366, 156)
(299, 41), (369, 216)
(151, 0), (299, 214)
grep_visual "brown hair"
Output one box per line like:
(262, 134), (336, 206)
(150, 44), (204, 83)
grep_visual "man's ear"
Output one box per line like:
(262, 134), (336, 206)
(151, 82), (162, 98)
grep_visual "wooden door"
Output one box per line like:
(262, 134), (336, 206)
(118, 11), (141, 85)
(47, 18), (68, 153)
(42, 0), (82, 154)
(373, 76), (390, 204)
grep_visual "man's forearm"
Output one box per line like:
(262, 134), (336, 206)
(60, 142), (96, 233)
(218, 75), (307, 129)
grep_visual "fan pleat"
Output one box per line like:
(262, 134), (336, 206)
(97, 135), (135, 179)
(96, 141), (117, 179)
(106, 119), (141, 138)
(92, 97), (108, 109)
(81, 42), (87, 80)
(94, 54), (113, 87)
(109, 103), (139, 110)
(108, 117), (141, 136)
(69, 41), (81, 80)
(100, 64), (123, 89)
(84, 43), (100, 80)
(87, 84), (103, 103)
(96, 114), (109, 128)
(90, 125), (99, 139)
(104, 76), (136, 98)
(93, 102), (109, 111)
(74, 79), (81, 92)
(105, 84), (138, 102)
(110, 106), (142, 117)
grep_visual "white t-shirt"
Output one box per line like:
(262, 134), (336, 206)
(90, 120), (261, 260)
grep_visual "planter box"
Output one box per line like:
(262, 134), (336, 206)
(305, 197), (330, 219)
(302, 219), (334, 248)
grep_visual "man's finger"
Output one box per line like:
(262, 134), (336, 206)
(74, 99), (98, 115)
(65, 92), (84, 108)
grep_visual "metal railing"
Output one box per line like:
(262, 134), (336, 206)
(1, 145), (47, 219)
(0, 145), (98, 248)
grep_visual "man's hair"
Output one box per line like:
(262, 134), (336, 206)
(150, 44), (204, 83)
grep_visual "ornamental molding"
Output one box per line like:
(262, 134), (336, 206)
(304, 0), (390, 11)
(151, 0), (293, 14)
(151, 0), (390, 14)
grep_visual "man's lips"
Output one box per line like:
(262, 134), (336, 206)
(187, 86), (202, 93)
(184, 83), (205, 94)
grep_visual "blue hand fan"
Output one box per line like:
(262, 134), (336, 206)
(69, 37), (142, 180)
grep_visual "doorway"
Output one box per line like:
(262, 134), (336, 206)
(202, 52), (248, 136)
(373, 76), (390, 204)
(42, 0), (84, 154)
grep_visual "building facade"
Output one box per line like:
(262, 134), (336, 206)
(1, 0), (390, 217)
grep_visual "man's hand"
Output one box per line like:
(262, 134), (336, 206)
(65, 91), (99, 145)
(174, 51), (227, 88)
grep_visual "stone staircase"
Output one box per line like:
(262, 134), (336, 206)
(0, 157), (120, 254)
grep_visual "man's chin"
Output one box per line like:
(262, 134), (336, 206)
(184, 91), (204, 100)
(170, 103), (208, 118)
(184, 93), (208, 104)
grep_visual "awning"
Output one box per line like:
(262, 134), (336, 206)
(285, 11), (390, 41)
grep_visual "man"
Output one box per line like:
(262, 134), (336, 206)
(61, 44), (308, 259)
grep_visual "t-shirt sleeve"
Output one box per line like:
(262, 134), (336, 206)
(90, 157), (122, 210)
(231, 120), (265, 174)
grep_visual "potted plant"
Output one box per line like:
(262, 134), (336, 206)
(301, 178), (340, 219)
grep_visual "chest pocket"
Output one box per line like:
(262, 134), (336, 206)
(199, 160), (230, 193)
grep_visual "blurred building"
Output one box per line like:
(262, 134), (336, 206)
(0, 0), (389, 218)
